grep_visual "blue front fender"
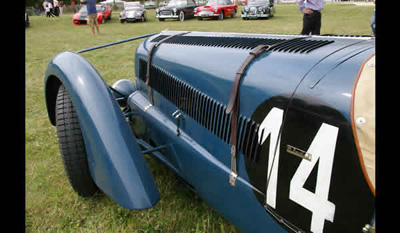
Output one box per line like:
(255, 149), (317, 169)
(44, 51), (160, 209)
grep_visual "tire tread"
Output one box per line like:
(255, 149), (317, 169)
(55, 85), (100, 197)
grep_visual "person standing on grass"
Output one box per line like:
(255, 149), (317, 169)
(370, 0), (376, 36)
(296, 0), (324, 35)
(81, 0), (100, 36)
(59, 1), (64, 15)
(71, 1), (76, 13)
(44, 0), (49, 17)
(53, 0), (60, 16)
(48, 1), (56, 17)
(44, 0), (55, 17)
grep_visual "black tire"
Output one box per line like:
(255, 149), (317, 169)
(55, 85), (100, 197)
(179, 11), (185, 21)
(218, 10), (224, 20)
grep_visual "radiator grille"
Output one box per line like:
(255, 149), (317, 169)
(150, 35), (334, 53)
(160, 10), (173, 15)
(138, 58), (261, 162)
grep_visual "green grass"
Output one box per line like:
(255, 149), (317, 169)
(26, 3), (374, 232)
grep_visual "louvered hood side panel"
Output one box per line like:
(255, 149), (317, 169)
(135, 31), (372, 118)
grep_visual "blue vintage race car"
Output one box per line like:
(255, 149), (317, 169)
(44, 31), (375, 233)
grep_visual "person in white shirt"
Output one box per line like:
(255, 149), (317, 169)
(43, 1), (49, 17)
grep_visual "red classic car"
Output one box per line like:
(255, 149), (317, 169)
(194, 0), (237, 20)
(73, 4), (112, 25)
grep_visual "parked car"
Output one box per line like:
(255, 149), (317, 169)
(73, 4), (112, 25)
(144, 1), (156, 8)
(194, 0), (237, 20)
(44, 31), (375, 233)
(155, 0), (197, 21)
(241, 0), (275, 19)
(119, 2), (147, 23)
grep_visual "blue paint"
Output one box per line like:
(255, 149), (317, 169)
(44, 31), (375, 232)
(44, 51), (160, 209)
(128, 91), (285, 233)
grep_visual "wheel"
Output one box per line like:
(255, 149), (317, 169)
(120, 19), (125, 23)
(218, 10), (224, 20)
(197, 17), (202, 20)
(159, 18), (165, 21)
(179, 11), (185, 21)
(55, 85), (100, 197)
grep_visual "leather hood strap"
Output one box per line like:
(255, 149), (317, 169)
(226, 36), (309, 186)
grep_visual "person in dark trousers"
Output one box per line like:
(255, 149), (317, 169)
(297, 0), (324, 35)
(370, 1), (376, 36)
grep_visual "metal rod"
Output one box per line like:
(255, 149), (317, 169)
(76, 32), (159, 54)
(141, 145), (168, 154)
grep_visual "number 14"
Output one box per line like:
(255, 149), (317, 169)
(259, 108), (338, 233)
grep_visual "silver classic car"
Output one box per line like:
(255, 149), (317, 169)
(119, 2), (147, 23)
(242, 0), (275, 19)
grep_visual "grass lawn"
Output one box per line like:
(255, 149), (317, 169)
(25, 3), (374, 232)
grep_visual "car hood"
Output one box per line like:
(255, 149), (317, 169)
(73, 12), (101, 19)
(197, 4), (227, 10)
(124, 9), (144, 13)
(73, 12), (83, 19)
(158, 5), (189, 10)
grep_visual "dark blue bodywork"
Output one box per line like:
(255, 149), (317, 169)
(44, 51), (159, 209)
(44, 31), (375, 233)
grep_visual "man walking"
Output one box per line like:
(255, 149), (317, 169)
(297, 0), (324, 35)
(81, 0), (100, 36)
